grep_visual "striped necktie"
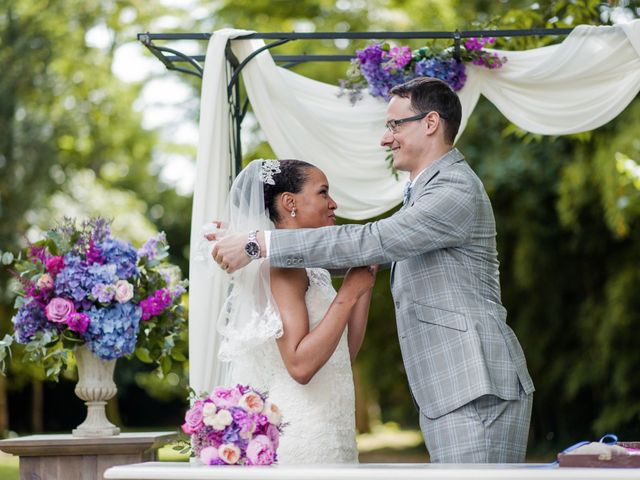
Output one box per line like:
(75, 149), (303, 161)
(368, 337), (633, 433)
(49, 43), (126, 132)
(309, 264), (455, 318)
(403, 181), (412, 206)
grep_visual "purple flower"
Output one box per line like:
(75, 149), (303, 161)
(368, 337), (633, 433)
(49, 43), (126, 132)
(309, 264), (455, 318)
(414, 58), (467, 91)
(86, 239), (104, 265)
(83, 302), (141, 360)
(45, 256), (65, 275)
(67, 312), (90, 334)
(12, 301), (54, 343)
(139, 288), (173, 321)
(91, 283), (115, 303)
(210, 386), (242, 409)
(45, 297), (75, 324)
(98, 238), (139, 279)
(182, 400), (205, 434)
(137, 232), (167, 261)
(199, 446), (220, 465)
(246, 435), (275, 465)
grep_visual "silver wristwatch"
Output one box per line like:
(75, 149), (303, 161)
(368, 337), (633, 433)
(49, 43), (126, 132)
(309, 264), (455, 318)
(244, 230), (261, 260)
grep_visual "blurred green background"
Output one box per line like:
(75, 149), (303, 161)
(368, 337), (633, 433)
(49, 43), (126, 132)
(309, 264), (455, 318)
(1, 1), (640, 474)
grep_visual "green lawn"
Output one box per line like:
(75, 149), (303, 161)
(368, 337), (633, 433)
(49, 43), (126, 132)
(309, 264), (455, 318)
(0, 453), (18, 480)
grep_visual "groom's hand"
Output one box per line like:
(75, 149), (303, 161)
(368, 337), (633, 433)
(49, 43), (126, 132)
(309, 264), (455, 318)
(211, 233), (251, 273)
(207, 225), (266, 273)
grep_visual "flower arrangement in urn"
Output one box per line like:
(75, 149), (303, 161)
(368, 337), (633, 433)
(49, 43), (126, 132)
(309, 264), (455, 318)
(180, 385), (284, 466)
(1, 217), (188, 379)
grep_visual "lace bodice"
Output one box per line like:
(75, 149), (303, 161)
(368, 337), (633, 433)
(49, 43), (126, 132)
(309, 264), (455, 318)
(231, 268), (357, 464)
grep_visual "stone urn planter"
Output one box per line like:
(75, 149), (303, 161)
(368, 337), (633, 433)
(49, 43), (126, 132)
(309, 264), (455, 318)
(72, 344), (120, 437)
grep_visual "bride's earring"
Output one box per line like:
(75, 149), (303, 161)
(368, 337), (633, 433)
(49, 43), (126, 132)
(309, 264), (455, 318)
(291, 207), (296, 218)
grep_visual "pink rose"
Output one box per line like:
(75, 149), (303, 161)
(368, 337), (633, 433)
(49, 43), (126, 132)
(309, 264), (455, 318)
(44, 297), (75, 323)
(45, 256), (65, 275)
(199, 446), (220, 465)
(210, 387), (242, 409)
(239, 391), (264, 413)
(114, 280), (134, 303)
(246, 435), (275, 465)
(67, 312), (90, 334)
(217, 443), (241, 465)
(266, 424), (280, 451)
(36, 273), (54, 291)
(181, 401), (204, 434)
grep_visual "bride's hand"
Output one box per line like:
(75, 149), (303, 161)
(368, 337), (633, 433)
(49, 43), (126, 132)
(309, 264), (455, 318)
(341, 266), (377, 299)
(203, 220), (228, 241)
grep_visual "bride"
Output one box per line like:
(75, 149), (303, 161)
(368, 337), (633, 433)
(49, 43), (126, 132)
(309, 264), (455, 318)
(208, 159), (376, 464)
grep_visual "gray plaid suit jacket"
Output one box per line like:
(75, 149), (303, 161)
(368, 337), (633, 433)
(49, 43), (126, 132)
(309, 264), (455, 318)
(268, 148), (535, 419)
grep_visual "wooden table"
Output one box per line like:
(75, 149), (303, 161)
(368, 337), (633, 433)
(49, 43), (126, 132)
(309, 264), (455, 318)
(104, 461), (640, 480)
(0, 432), (177, 480)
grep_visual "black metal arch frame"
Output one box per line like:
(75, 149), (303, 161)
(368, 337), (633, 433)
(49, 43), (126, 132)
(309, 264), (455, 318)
(137, 28), (573, 174)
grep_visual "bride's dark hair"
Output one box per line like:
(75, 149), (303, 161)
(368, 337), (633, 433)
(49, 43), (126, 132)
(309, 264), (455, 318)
(263, 159), (315, 223)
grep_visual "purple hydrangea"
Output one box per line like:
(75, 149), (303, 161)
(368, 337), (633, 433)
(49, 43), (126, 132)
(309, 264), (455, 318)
(356, 44), (407, 99)
(99, 238), (139, 279)
(83, 302), (142, 360)
(12, 301), (55, 343)
(414, 57), (467, 91)
(91, 283), (115, 303)
(54, 254), (117, 306)
(137, 232), (167, 261)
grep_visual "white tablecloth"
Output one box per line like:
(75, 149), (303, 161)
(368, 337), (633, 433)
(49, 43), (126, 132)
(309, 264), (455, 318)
(104, 462), (640, 479)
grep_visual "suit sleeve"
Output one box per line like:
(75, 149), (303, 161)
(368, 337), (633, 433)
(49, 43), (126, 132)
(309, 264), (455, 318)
(268, 167), (477, 269)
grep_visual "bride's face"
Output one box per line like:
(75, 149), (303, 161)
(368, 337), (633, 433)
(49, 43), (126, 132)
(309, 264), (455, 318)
(289, 167), (337, 228)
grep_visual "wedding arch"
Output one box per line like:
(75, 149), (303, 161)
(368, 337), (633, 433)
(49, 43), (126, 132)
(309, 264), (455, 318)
(139, 22), (640, 394)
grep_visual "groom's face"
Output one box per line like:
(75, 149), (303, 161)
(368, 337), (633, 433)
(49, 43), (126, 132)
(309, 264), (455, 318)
(380, 95), (428, 173)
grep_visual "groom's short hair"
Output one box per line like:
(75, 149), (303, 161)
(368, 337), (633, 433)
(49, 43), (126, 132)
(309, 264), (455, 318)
(389, 77), (462, 145)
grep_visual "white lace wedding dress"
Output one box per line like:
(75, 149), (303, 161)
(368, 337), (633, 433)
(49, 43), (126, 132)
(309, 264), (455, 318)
(231, 268), (358, 464)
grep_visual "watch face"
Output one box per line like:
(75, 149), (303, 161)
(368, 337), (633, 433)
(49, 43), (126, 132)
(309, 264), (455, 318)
(244, 242), (260, 258)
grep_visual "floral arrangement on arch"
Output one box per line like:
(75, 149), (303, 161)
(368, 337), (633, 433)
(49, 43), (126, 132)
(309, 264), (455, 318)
(339, 37), (506, 103)
(180, 385), (284, 466)
(1, 217), (187, 379)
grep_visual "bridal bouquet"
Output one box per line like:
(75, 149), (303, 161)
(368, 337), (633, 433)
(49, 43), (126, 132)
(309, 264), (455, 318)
(3, 217), (187, 379)
(181, 385), (284, 466)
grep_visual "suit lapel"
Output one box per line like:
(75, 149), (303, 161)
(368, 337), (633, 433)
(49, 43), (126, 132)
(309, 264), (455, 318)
(406, 148), (464, 205)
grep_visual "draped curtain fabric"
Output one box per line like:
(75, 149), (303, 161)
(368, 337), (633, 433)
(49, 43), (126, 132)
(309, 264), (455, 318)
(189, 21), (640, 394)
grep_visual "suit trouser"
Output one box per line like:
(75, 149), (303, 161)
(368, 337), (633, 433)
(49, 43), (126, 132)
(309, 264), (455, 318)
(419, 391), (533, 463)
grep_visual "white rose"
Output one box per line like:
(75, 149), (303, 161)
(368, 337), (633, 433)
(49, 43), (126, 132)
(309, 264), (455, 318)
(262, 401), (283, 426)
(201, 402), (217, 425)
(114, 280), (134, 303)
(205, 409), (233, 431)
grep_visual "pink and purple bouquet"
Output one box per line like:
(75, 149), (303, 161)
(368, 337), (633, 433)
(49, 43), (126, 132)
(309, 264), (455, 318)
(182, 385), (284, 466)
(339, 38), (508, 103)
(2, 217), (187, 379)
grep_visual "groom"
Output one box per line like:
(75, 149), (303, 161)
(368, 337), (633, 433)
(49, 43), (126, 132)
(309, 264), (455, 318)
(211, 77), (535, 463)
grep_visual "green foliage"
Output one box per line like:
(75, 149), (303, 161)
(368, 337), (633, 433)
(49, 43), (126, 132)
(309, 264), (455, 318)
(0, 0), (193, 427)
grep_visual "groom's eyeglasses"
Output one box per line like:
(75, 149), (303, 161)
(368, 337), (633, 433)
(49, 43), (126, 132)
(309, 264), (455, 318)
(385, 111), (447, 134)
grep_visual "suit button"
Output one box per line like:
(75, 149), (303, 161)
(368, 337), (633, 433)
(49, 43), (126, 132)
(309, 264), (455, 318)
(395, 301), (400, 309)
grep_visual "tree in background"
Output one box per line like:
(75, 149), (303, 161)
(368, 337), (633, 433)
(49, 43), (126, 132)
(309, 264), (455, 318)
(0, 0), (193, 435)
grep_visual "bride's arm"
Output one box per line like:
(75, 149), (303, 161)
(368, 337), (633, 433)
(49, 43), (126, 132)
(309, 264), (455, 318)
(347, 288), (373, 362)
(347, 265), (377, 362)
(271, 266), (374, 385)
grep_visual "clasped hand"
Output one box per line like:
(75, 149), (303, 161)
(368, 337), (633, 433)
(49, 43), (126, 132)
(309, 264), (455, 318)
(204, 221), (251, 273)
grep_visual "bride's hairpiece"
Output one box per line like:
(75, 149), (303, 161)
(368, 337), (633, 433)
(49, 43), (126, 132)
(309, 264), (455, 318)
(260, 160), (281, 185)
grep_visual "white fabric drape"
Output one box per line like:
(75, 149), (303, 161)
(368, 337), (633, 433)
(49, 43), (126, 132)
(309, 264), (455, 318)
(189, 21), (640, 394)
